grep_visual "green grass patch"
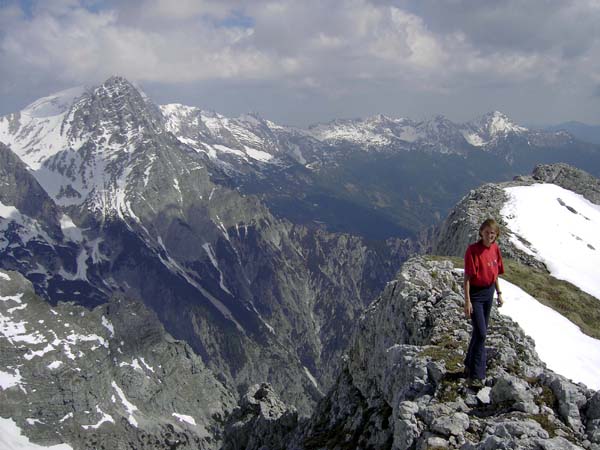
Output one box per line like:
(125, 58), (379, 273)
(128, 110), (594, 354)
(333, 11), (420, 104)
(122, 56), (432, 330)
(425, 255), (463, 266)
(529, 414), (559, 437)
(501, 259), (600, 340)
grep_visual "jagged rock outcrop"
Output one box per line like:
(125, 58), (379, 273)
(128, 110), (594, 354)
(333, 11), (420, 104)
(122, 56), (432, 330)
(0, 269), (236, 450)
(270, 257), (599, 450)
(0, 143), (109, 306)
(222, 383), (299, 450)
(0, 143), (62, 240)
(431, 182), (513, 262)
(532, 163), (600, 205)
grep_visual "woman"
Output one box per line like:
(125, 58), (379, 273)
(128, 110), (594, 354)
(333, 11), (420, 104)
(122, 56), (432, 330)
(463, 218), (504, 384)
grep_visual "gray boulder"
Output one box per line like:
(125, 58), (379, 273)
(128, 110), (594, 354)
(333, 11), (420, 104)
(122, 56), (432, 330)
(490, 374), (539, 414)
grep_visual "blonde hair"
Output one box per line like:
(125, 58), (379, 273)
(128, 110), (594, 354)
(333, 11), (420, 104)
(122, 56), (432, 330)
(478, 218), (500, 241)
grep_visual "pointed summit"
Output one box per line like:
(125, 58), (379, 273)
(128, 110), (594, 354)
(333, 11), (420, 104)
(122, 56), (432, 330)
(460, 111), (527, 148)
(68, 76), (164, 141)
(471, 110), (528, 137)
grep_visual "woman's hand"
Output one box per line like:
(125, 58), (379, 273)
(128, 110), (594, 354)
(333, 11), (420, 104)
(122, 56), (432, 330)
(496, 293), (504, 307)
(464, 300), (473, 318)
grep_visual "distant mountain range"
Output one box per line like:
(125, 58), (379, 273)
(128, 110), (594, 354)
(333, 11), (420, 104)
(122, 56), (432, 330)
(544, 121), (600, 145)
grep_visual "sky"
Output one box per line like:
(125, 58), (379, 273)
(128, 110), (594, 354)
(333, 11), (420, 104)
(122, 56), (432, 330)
(1, 0), (600, 127)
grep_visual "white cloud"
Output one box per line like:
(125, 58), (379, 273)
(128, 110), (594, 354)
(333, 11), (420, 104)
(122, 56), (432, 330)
(0, 0), (599, 125)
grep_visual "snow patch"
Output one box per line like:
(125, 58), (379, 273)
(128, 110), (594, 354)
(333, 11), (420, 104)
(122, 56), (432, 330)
(202, 243), (232, 295)
(245, 146), (273, 162)
(500, 279), (600, 390)
(0, 293), (23, 303)
(501, 184), (600, 300)
(463, 131), (486, 147)
(101, 316), (115, 337)
(119, 358), (143, 372)
(0, 313), (46, 345)
(111, 381), (139, 427)
(0, 272), (10, 281)
(81, 406), (115, 430)
(48, 361), (63, 370)
(213, 144), (247, 159)
(398, 126), (420, 142)
(0, 201), (20, 220)
(303, 366), (319, 389)
(60, 215), (83, 242)
(24, 343), (55, 360)
(0, 418), (74, 449)
(26, 418), (43, 425)
(172, 413), (197, 426)
(139, 357), (155, 373)
(0, 369), (23, 389)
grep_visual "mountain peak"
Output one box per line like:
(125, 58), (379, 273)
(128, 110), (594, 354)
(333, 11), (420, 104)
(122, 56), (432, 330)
(239, 111), (266, 126)
(22, 86), (85, 119)
(473, 110), (527, 135)
(101, 75), (135, 89)
(91, 75), (146, 103)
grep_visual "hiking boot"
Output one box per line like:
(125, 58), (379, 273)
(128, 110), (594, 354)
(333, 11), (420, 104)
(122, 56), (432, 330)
(468, 378), (485, 389)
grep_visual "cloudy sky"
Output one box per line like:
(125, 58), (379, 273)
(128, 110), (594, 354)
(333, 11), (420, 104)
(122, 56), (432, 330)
(1, 0), (599, 127)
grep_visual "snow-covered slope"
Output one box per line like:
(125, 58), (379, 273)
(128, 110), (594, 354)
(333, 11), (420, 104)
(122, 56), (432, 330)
(161, 103), (321, 167)
(308, 115), (412, 147)
(462, 110), (528, 147)
(0, 418), (73, 450)
(501, 183), (600, 300)
(500, 279), (600, 390)
(500, 180), (600, 390)
(309, 114), (464, 152)
(0, 87), (85, 169)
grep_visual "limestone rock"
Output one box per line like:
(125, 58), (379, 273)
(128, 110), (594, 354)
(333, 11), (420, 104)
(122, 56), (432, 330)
(222, 383), (298, 450)
(293, 257), (596, 450)
(490, 374), (539, 414)
(430, 412), (469, 437)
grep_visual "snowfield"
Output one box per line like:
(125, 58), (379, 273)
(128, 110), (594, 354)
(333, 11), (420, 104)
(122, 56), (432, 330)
(496, 182), (600, 389)
(499, 279), (600, 390)
(501, 183), (600, 301)
(0, 418), (73, 450)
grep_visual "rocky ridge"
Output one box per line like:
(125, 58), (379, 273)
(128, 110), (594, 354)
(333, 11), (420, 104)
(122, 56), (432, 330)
(224, 257), (600, 449)
(0, 268), (236, 450)
(432, 163), (600, 266)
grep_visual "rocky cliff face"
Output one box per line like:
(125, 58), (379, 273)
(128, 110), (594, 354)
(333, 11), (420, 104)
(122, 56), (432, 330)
(224, 257), (600, 449)
(0, 77), (415, 415)
(0, 268), (236, 450)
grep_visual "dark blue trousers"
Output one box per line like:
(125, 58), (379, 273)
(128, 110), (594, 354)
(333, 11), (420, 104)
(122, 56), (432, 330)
(464, 284), (494, 380)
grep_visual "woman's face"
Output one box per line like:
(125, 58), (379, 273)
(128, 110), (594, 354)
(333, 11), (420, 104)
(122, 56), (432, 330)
(480, 226), (497, 247)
